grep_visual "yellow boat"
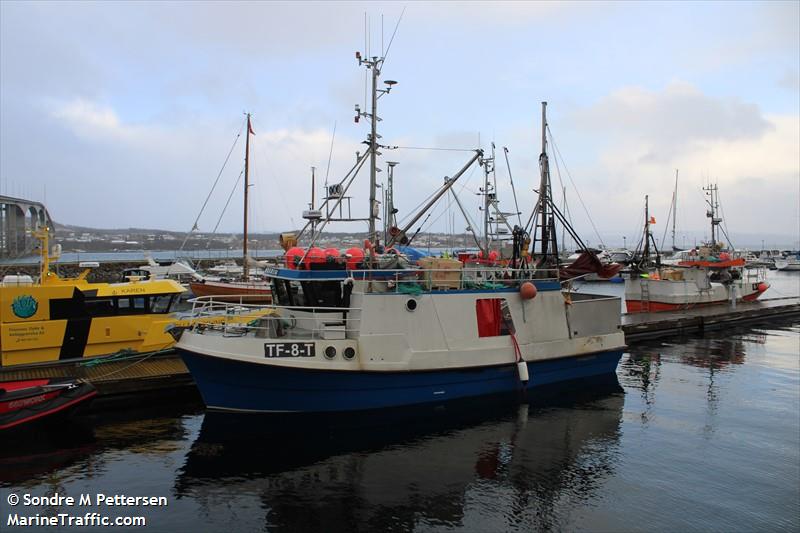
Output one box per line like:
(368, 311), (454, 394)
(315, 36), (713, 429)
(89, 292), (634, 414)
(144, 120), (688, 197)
(1, 228), (191, 367)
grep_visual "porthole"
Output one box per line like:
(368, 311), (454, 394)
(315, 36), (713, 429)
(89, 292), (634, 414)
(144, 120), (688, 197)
(405, 299), (418, 312)
(324, 346), (337, 359)
(343, 347), (356, 360)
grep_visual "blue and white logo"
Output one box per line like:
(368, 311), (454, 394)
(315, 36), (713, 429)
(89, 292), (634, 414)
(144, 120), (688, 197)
(11, 295), (38, 319)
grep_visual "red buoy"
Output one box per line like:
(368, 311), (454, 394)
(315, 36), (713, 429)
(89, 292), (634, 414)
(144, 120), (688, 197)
(305, 247), (325, 269)
(345, 247), (365, 270)
(488, 250), (499, 261)
(324, 248), (340, 260)
(285, 247), (304, 269)
(520, 281), (537, 300)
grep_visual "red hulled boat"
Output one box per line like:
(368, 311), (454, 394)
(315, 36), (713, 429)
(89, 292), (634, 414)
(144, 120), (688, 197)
(0, 378), (97, 431)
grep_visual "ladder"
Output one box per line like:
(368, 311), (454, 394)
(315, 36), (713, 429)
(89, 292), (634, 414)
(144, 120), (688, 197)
(640, 278), (651, 313)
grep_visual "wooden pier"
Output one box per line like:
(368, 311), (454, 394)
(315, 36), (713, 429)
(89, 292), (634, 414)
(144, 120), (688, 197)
(622, 296), (800, 342)
(1, 297), (798, 402)
(0, 353), (193, 397)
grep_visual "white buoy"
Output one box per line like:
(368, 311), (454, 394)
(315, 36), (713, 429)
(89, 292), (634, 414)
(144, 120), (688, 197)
(516, 360), (529, 382)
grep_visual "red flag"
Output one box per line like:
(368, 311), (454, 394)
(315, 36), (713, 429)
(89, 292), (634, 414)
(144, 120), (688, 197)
(248, 120), (255, 136)
(649, 216), (656, 224)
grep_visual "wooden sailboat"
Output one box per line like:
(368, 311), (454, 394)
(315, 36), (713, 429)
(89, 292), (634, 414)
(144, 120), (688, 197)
(189, 114), (273, 303)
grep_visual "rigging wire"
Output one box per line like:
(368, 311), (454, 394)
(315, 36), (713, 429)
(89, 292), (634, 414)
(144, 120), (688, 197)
(547, 126), (605, 248)
(179, 118), (245, 251)
(250, 118), (297, 229)
(414, 164), (481, 238)
(324, 122), (337, 188)
(211, 167), (245, 236)
(396, 162), (479, 227)
(391, 145), (474, 152)
(660, 191), (675, 250)
(382, 6), (406, 64)
(716, 189), (736, 250)
(502, 147), (522, 227)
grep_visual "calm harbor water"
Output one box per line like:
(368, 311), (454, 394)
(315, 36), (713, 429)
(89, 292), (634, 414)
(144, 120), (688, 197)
(2, 319), (798, 532)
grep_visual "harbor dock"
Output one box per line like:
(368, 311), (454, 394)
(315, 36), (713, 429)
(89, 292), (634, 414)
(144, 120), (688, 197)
(621, 296), (800, 341)
(2, 296), (797, 402)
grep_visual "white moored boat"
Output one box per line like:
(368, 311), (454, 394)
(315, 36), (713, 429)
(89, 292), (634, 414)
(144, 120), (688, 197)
(775, 253), (800, 271)
(174, 48), (626, 414)
(625, 189), (769, 313)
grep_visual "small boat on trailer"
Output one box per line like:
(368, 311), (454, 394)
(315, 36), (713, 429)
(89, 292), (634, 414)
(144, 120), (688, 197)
(0, 378), (96, 431)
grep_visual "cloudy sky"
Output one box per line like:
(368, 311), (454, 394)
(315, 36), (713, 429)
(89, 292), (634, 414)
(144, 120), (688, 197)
(1, 1), (798, 247)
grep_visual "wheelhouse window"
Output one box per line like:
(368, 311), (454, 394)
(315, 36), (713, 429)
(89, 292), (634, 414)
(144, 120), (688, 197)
(300, 281), (343, 307)
(131, 297), (148, 314)
(85, 298), (116, 317)
(114, 296), (149, 315)
(150, 294), (175, 313)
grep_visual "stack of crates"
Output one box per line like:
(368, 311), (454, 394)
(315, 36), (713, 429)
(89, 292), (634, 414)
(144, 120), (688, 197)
(417, 257), (463, 290)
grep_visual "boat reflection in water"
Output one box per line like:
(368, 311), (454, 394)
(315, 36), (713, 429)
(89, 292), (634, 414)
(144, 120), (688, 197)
(176, 377), (624, 532)
(0, 401), (198, 485)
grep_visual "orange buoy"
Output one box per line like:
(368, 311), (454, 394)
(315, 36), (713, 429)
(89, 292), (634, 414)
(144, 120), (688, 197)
(345, 247), (365, 270)
(520, 281), (537, 300)
(324, 248), (340, 260)
(306, 247), (325, 269)
(285, 247), (304, 269)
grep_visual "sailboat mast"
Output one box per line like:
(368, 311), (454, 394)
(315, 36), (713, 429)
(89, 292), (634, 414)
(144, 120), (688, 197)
(671, 169), (678, 250)
(243, 113), (251, 281)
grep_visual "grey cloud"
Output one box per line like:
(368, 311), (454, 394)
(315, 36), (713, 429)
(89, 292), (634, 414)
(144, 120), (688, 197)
(574, 82), (773, 162)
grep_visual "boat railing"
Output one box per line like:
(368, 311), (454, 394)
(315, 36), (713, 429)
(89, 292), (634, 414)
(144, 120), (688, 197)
(185, 296), (361, 340)
(348, 267), (559, 294)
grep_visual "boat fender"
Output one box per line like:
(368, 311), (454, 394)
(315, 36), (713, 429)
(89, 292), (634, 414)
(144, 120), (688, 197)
(516, 361), (530, 382)
(520, 282), (537, 300)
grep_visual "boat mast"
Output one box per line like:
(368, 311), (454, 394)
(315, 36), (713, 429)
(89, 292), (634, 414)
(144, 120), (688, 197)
(310, 166), (316, 241)
(533, 101), (559, 269)
(643, 194), (651, 261)
(671, 169), (678, 250)
(482, 151), (491, 253)
(703, 183), (721, 249)
(384, 161), (398, 244)
(243, 113), (251, 281)
(355, 51), (396, 248)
